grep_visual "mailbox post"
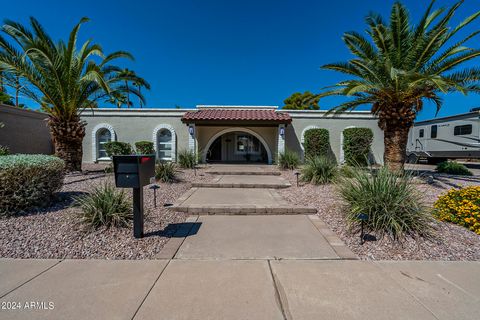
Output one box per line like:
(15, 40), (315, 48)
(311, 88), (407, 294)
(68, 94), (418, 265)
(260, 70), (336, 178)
(113, 155), (155, 238)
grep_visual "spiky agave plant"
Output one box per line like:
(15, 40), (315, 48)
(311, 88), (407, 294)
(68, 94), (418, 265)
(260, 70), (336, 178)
(0, 17), (149, 171)
(321, 1), (480, 172)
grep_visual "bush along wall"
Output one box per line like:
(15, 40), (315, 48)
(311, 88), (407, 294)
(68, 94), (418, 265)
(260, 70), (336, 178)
(104, 141), (133, 157)
(0, 145), (9, 156)
(303, 128), (331, 159)
(343, 127), (374, 166)
(0, 154), (65, 215)
(135, 141), (155, 155)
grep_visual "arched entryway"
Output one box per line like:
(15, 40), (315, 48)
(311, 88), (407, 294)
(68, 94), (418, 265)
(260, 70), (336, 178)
(203, 128), (272, 164)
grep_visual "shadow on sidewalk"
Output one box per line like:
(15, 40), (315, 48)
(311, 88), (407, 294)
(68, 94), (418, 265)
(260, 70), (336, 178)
(144, 222), (202, 238)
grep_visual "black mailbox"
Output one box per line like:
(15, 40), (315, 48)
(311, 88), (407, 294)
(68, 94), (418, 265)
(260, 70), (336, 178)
(113, 155), (155, 188)
(113, 155), (156, 238)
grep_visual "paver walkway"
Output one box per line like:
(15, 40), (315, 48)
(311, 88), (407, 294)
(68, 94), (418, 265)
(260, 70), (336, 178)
(1, 165), (479, 319)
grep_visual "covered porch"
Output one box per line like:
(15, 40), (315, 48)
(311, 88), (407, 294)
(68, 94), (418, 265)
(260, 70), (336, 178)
(181, 107), (291, 164)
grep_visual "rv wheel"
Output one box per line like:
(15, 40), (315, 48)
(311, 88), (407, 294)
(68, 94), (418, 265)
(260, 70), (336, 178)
(427, 157), (447, 165)
(407, 154), (418, 164)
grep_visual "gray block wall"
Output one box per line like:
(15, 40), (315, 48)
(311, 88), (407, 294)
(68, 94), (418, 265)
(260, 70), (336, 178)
(80, 108), (384, 165)
(0, 104), (54, 155)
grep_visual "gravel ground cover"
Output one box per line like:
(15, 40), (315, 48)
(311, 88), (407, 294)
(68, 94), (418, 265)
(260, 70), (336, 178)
(0, 163), (213, 259)
(278, 170), (480, 261)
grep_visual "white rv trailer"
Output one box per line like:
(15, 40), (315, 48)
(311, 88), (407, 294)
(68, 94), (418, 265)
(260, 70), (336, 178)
(406, 109), (480, 163)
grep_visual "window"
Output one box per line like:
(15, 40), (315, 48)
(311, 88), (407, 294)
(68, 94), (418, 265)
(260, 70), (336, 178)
(97, 129), (111, 159)
(157, 129), (172, 160)
(236, 134), (260, 154)
(419, 129), (424, 138)
(431, 125), (437, 139)
(454, 124), (472, 136)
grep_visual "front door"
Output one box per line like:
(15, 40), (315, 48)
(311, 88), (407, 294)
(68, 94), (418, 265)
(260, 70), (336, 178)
(208, 137), (222, 162)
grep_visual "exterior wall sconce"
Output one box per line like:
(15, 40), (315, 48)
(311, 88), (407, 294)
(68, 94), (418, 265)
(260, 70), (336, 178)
(189, 126), (195, 136)
(279, 127), (285, 137)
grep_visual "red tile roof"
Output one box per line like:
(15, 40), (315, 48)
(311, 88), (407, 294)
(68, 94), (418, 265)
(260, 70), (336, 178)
(182, 109), (291, 123)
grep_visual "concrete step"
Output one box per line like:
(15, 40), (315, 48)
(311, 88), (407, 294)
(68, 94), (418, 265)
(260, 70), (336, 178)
(192, 175), (291, 189)
(170, 187), (316, 215)
(170, 205), (317, 215)
(205, 170), (281, 176)
(205, 165), (280, 176)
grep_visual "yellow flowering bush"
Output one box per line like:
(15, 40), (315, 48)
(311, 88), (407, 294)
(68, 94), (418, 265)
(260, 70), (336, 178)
(434, 186), (480, 235)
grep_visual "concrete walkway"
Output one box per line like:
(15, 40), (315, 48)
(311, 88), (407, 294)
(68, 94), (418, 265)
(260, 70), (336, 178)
(2, 165), (479, 319)
(172, 187), (316, 214)
(175, 215), (340, 260)
(192, 174), (292, 188)
(172, 165), (314, 214)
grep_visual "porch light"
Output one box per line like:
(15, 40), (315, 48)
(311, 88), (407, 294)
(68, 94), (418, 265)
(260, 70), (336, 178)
(279, 127), (285, 137)
(189, 126), (195, 136)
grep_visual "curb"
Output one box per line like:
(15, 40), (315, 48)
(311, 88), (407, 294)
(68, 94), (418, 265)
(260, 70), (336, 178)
(307, 215), (358, 260)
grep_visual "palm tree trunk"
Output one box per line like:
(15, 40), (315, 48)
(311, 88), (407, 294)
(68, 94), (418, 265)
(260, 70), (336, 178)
(125, 80), (130, 108)
(15, 75), (19, 107)
(138, 85), (143, 108)
(383, 125), (409, 172)
(47, 116), (86, 172)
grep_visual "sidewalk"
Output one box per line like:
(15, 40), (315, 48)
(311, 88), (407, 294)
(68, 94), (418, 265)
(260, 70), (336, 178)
(0, 258), (479, 320)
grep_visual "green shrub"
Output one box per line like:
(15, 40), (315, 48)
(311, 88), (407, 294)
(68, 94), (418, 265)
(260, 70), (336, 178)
(155, 161), (177, 183)
(338, 165), (356, 178)
(337, 167), (433, 240)
(178, 149), (196, 168)
(303, 128), (330, 159)
(135, 141), (155, 155)
(301, 156), (338, 184)
(0, 145), (9, 156)
(278, 149), (300, 170)
(343, 128), (373, 166)
(104, 141), (133, 157)
(436, 161), (473, 176)
(74, 182), (132, 229)
(0, 154), (65, 215)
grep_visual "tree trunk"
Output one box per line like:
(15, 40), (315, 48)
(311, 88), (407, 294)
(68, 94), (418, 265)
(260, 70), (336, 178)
(383, 125), (410, 172)
(138, 85), (142, 108)
(47, 116), (86, 172)
(15, 76), (19, 107)
(125, 80), (130, 108)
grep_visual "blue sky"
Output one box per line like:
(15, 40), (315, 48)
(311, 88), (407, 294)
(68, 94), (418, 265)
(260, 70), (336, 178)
(4, 0), (480, 120)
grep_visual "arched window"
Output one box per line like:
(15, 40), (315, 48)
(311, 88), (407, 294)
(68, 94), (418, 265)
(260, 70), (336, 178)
(92, 123), (116, 162)
(153, 124), (176, 161)
(157, 129), (172, 160)
(97, 129), (112, 160)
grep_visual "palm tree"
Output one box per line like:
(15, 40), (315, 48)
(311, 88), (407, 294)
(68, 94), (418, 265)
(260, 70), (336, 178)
(0, 17), (147, 171)
(118, 68), (150, 108)
(133, 77), (150, 108)
(320, 1), (480, 171)
(105, 91), (130, 108)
